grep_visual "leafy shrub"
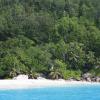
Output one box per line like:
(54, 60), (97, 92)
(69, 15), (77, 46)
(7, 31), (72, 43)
(62, 70), (82, 80)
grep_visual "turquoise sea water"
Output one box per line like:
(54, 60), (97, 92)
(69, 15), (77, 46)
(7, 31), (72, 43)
(0, 85), (100, 100)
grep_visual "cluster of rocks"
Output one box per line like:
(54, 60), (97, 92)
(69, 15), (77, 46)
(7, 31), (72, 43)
(13, 73), (100, 83)
(13, 74), (46, 80)
(82, 73), (100, 82)
(66, 73), (100, 82)
(13, 75), (29, 80)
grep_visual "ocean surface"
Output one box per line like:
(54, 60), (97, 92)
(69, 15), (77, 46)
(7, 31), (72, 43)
(0, 85), (100, 100)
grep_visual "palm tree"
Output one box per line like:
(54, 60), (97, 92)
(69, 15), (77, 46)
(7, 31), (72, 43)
(28, 70), (39, 79)
(9, 68), (17, 78)
(49, 70), (62, 79)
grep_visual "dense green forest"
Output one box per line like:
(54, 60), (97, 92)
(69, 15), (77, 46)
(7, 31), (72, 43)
(0, 0), (100, 80)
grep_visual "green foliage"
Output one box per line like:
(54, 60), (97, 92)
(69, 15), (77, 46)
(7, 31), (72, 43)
(62, 70), (81, 80)
(0, 0), (100, 79)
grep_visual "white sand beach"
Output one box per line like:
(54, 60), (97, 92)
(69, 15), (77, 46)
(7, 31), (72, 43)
(0, 79), (100, 90)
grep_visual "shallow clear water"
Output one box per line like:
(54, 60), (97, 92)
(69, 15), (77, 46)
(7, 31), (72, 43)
(0, 85), (100, 100)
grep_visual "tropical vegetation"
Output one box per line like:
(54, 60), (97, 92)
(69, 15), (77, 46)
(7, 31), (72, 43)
(0, 0), (100, 79)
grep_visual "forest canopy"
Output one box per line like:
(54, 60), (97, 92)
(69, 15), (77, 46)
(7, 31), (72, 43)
(0, 0), (100, 79)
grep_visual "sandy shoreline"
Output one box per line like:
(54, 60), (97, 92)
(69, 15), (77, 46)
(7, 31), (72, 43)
(0, 79), (100, 90)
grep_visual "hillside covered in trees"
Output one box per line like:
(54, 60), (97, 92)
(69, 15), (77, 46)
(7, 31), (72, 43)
(0, 0), (100, 80)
